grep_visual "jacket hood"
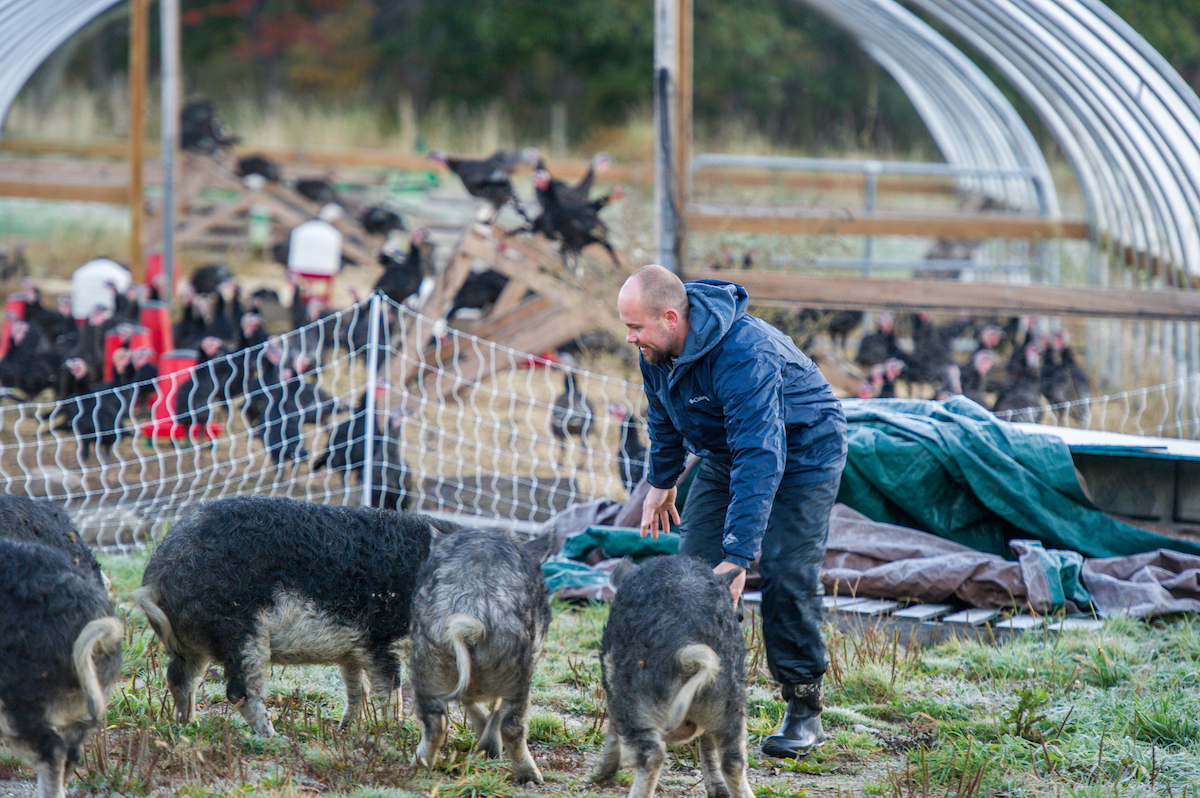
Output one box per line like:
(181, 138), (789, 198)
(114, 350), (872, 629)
(676, 279), (748, 369)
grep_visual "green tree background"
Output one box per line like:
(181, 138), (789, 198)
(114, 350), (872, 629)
(34, 0), (1200, 152)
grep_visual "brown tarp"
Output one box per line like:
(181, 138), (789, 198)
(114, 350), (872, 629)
(825, 504), (1200, 618)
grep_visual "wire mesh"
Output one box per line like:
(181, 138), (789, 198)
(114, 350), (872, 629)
(0, 294), (648, 547)
(4, 296), (1197, 548)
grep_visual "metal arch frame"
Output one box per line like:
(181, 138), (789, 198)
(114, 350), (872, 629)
(915, 0), (1163, 274)
(901, 0), (1200, 282)
(0, 0), (123, 134)
(798, 0), (1058, 218)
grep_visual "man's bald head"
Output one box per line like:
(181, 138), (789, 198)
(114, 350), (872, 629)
(618, 265), (690, 365)
(622, 264), (689, 320)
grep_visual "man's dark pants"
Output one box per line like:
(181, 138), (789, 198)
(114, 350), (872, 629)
(678, 458), (842, 686)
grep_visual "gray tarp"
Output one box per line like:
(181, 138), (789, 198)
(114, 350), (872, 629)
(825, 504), (1200, 618)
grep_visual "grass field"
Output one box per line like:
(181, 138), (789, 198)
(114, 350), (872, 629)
(4, 548), (1200, 797)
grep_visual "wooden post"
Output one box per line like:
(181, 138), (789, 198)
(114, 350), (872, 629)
(675, 0), (692, 275)
(653, 0), (679, 273)
(128, 0), (148, 283)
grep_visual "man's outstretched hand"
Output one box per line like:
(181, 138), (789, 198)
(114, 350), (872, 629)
(639, 486), (680, 539)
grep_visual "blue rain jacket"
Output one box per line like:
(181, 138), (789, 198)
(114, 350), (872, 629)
(642, 279), (847, 566)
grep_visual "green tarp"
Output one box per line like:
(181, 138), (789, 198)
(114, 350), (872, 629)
(837, 396), (1200, 561)
(560, 526), (680, 562)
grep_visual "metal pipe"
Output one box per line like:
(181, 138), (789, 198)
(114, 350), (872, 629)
(159, 0), (179, 303)
(361, 294), (383, 507)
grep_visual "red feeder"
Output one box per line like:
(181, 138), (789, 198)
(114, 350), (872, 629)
(144, 250), (180, 298)
(141, 349), (222, 441)
(0, 294), (26, 359)
(294, 273), (335, 305)
(138, 300), (174, 358)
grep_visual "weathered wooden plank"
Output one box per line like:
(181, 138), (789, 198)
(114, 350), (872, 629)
(0, 139), (648, 184)
(489, 274), (533, 318)
(692, 170), (959, 195)
(420, 307), (600, 401)
(0, 139), (147, 158)
(0, 180), (129, 203)
(688, 269), (1200, 321)
(415, 295), (558, 373)
(173, 194), (256, 246)
(686, 209), (1090, 240)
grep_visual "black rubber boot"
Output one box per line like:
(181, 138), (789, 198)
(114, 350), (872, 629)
(762, 680), (825, 759)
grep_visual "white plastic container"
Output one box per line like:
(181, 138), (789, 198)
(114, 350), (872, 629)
(287, 213), (343, 277)
(72, 258), (133, 320)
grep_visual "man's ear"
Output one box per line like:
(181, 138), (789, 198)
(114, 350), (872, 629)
(664, 308), (679, 329)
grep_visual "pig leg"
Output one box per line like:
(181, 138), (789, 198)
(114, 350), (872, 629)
(165, 654), (208, 724)
(497, 695), (542, 784)
(22, 733), (68, 798)
(33, 752), (66, 798)
(227, 637), (275, 736)
(717, 729), (755, 798)
(413, 694), (449, 770)
(338, 665), (366, 731)
(468, 699), (501, 759)
(365, 649), (402, 724)
(697, 734), (733, 798)
(623, 729), (666, 798)
(590, 718), (622, 785)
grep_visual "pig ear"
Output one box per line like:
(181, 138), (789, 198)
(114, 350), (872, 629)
(522, 532), (556, 564)
(425, 520), (451, 542)
(427, 518), (461, 539)
(611, 556), (639, 589)
(716, 568), (741, 589)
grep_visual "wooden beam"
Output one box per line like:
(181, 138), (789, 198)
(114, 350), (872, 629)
(458, 294), (557, 343)
(423, 305), (601, 401)
(676, 0), (692, 266)
(173, 193), (256, 246)
(488, 275), (532, 318)
(129, 0), (148, 281)
(691, 170), (960, 195)
(689, 269), (1200, 321)
(0, 140), (148, 158)
(686, 210), (1090, 240)
(0, 181), (130, 203)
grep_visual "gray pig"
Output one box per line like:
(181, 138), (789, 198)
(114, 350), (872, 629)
(408, 526), (553, 783)
(592, 555), (754, 798)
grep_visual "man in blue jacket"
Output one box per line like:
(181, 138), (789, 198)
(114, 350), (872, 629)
(617, 264), (847, 759)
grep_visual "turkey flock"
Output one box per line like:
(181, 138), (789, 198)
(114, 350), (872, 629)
(847, 310), (1092, 423)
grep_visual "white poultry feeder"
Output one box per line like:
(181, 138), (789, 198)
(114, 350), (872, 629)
(287, 204), (343, 304)
(71, 258), (132, 321)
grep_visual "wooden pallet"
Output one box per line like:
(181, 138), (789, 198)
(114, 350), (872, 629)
(740, 592), (1104, 648)
(141, 152), (379, 267)
(392, 223), (629, 397)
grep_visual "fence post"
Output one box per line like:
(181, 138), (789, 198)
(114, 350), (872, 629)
(361, 294), (382, 507)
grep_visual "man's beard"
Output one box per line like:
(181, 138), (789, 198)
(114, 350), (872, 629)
(640, 345), (671, 366)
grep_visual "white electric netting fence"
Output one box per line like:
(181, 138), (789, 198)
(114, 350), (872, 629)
(0, 294), (1194, 547)
(0, 293), (649, 547)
